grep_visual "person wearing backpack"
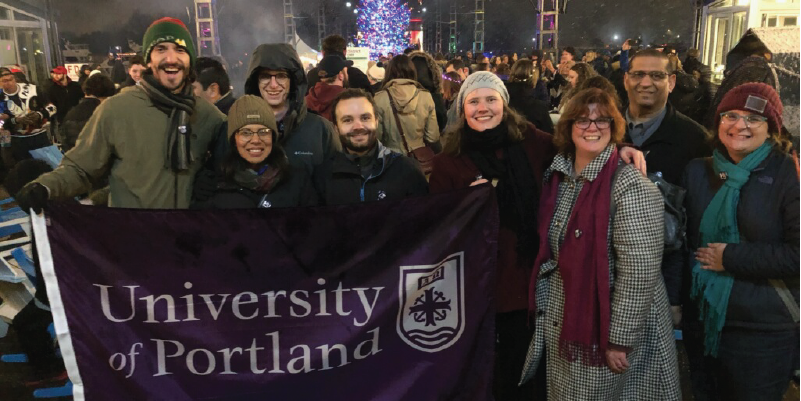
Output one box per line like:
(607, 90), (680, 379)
(373, 55), (440, 168)
(681, 83), (798, 401)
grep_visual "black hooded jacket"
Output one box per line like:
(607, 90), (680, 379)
(245, 44), (340, 175)
(669, 70), (709, 125)
(704, 30), (778, 128)
(505, 81), (555, 134)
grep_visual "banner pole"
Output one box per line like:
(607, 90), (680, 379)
(32, 211), (85, 400)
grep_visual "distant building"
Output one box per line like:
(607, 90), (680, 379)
(695, 0), (799, 82)
(0, 0), (58, 84)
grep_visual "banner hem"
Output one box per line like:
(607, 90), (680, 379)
(32, 211), (85, 400)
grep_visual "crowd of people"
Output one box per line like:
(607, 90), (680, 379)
(0, 16), (796, 401)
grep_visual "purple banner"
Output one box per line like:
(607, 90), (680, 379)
(34, 186), (498, 400)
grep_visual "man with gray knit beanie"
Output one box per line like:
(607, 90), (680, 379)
(16, 17), (226, 211)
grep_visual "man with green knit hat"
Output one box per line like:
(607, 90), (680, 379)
(142, 17), (196, 92)
(16, 17), (226, 211)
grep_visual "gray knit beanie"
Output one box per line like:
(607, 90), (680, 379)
(456, 71), (510, 117)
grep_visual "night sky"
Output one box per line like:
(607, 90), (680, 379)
(56, 0), (696, 57)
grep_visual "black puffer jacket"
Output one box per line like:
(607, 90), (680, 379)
(681, 147), (799, 331)
(505, 81), (554, 134)
(47, 79), (84, 123)
(59, 97), (101, 152)
(244, 44), (340, 175)
(195, 167), (318, 209)
(669, 70), (708, 125)
(312, 142), (428, 205)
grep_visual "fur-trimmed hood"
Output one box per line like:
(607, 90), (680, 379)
(409, 50), (443, 93)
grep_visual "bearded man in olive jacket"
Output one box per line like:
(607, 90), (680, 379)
(16, 17), (226, 211)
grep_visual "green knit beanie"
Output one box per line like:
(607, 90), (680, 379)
(142, 17), (196, 67)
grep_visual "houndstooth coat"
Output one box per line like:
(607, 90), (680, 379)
(520, 146), (681, 400)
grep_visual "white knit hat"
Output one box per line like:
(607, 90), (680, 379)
(455, 71), (509, 117)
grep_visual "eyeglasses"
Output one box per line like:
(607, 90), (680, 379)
(574, 117), (613, 130)
(627, 71), (670, 81)
(258, 71), (290, 82)
(237, 128), (272, 140)
(719, 112), (767, 128)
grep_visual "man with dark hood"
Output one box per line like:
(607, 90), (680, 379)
(244, 43), (339, 175)
(306, 35), (372, 94)
(15, 17), (226, 212)
(704, 29), (779, 128)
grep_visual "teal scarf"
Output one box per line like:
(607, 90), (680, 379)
(691, 142), (772, 356)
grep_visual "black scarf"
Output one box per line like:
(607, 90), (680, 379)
(463, 123), (540, 268)
(139, 73), (196, 172)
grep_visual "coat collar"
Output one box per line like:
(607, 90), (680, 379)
(331, 141), (397, 176)
(624, 102), (682, 147)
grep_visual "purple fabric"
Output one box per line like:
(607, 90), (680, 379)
(529, 149), (618, 366)
(41, 186), (498, 400)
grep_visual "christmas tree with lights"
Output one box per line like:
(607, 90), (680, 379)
(356, 0), (411, 59)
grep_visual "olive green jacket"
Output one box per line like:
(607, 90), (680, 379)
(37, 86), (226, 208)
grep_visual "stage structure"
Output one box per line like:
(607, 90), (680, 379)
(194, 0), (222, 57)
(284, 0), (297, 46)
(473, 0), (484, 54)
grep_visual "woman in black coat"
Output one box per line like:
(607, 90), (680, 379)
(505, 59), (554, 134)
(193, 95), (317, 209)
(681, 83), (798, 401)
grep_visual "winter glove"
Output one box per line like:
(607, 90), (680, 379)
(16, 182), (49, 214)
(14, 111), (43, 128)
(192, 169), (219, 203)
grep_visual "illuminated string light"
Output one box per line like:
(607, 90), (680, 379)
(356, 0), (411, 59)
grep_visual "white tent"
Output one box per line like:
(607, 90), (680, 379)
(293, 34), (321, 69)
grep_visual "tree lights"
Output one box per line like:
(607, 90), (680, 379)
(356, 0), (411, 59)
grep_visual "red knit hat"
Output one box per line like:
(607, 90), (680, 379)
(715, 82), (783, 133)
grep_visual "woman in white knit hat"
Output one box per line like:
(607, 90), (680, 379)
(429, 72), (646, 400)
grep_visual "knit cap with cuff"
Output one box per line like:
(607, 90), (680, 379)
(143, 17), (197, 68)
(227, 95), (278, 140)
(716, 82), (783, 133)
(455, 71), (510, 117)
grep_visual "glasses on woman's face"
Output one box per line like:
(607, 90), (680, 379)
(719, 112), (767, 128)
(237, 128), (272, 141)
(574, 117), (613, 130)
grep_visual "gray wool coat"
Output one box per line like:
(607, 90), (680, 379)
(520, 146), (681, 400)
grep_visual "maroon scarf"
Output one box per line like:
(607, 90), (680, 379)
(528, 148), (619, 366)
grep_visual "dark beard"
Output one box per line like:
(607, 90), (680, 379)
(339, 128), (377, 153)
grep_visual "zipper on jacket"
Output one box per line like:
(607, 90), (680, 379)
(359, 156), (390, 202)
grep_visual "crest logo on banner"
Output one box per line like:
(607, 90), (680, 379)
(397, 252), (465, 353)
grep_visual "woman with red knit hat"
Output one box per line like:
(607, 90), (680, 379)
(681, 82), (798, 401)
